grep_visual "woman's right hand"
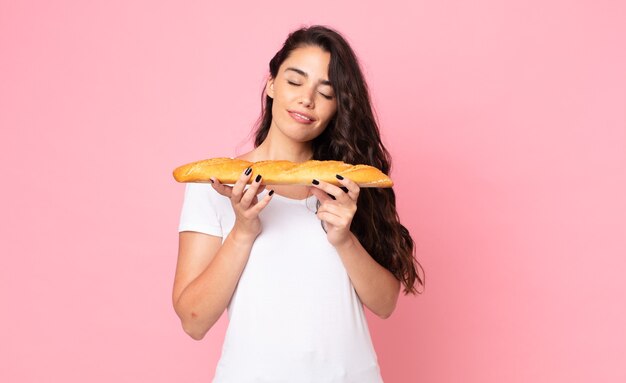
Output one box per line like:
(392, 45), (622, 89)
(210, 167), (273, 241)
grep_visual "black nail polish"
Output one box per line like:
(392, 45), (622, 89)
(312, 179), (319, 185)
(269, 189), (275, 196)
(326, 192), (336, 200)
(340, 186), (349, 193)
(255, 174), (262, 182)
(245, 167), (252, 176)
(336, 174), (344, 180)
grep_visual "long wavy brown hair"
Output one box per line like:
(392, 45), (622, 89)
(251, 25), (425, 295)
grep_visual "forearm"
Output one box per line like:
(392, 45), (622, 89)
(175, 229), (255, 340)
(334, 233), (401, 319)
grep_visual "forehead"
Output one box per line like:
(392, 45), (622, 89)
(279, 45), (331, 79)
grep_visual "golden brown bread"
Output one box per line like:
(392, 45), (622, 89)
(173, 157), (393, 188)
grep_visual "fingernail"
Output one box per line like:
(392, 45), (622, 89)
(326, 192), (336, 200)
(336, 174), (344, 180)
(210, 178), (214, 183)
(269, 189), (275, 196)
(312, 179), (319, 185)
(255, 174), (262, 183)
(244, 167), (252, 176)
(340, 186), (349, 193)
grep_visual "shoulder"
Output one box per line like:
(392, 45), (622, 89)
(233, 149), (261, 162)
(183, 182), (228, 207)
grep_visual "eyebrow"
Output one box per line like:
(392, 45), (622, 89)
(285, 67), (332, 86)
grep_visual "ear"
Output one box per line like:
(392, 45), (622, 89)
(265, 76), (275, 99)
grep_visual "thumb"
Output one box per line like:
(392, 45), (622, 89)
(210, 177), (233, 198)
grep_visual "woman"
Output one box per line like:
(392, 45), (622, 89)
(173, 25), (424, 382)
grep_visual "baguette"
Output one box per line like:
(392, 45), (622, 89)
(173, 157), (393, 188)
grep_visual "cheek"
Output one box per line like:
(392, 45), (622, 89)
(275, 84), (297, 102)
(323, 103), (338, 122)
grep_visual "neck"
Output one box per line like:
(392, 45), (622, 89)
(252, 124), (314, 163)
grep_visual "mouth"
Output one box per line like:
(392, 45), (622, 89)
(288, 110), (316, 124)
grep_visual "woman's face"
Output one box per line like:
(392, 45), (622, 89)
(266, 45), (338, 143)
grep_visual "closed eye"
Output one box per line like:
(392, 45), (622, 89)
(288, 80), (333, 100)
(319, 92), (333, 100)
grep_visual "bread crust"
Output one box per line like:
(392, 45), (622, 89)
(173, 157), (393, 188)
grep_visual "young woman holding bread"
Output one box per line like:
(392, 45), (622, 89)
(173, 25), (424, 382)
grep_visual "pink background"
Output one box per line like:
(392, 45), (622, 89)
(1, 1), (625, 382)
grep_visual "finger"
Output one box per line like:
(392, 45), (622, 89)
(315, 210), (345, 228)
(211, 177), (233, 198)
(239, 174), (264, 209)
(334, 174), (359, 197)
(242, 185), (267, 207)
(250, 189), (274, 214)
(231, 167), (253, 202)
(310, 185), (334, 204)
(311, 178), (349, 202)
(317, 203), (347, 217)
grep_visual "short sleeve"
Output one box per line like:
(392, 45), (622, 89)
(178, 182), (223, 237)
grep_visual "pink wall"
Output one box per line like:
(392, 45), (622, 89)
(1, 1), (625, 382)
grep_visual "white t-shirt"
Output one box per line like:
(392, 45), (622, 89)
(178, 181), (384, 383)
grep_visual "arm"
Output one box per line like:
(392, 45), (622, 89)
(310, 176), (401, 319)
(172, 168), (272, 340)
(172, 229), (256, 340)
(334, 232), (401, 319)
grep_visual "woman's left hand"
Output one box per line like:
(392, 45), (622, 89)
(310, 175), (360, 248)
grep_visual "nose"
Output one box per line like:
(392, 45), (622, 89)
(299, 86), (315, 108)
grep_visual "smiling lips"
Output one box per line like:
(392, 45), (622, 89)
(288, 110), (316, 124)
